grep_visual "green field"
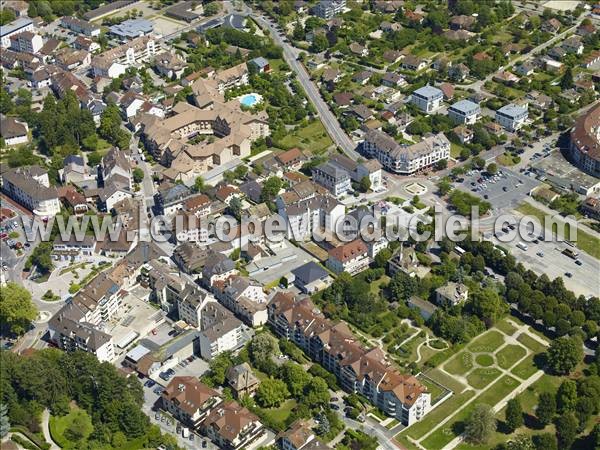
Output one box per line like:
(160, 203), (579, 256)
(475, 354), (494, 367)
(516, 333), (547, 353)
(418, 377), (446, 404)
(49, 407), (93, 448)
(511, 354), (539, 380)
(425, 368), (468, 394)
(495, 319), (517, 337)
(402, 390), (476, 441)
(496, 344), (527, 369)
(467, 368), (501, 389)
(255, 399), (297, 430)
(445, 352), (473, 376)
(278, 120), (333, 155)
(467, 331), (505, 353)
(516, 203), (600, 259)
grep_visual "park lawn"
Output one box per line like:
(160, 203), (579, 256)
(418, 377), (446, 404)
(451, 142), (466, 158)
(496, 344), (527, 369)
(402, 390), (476, 441)
(495, 319), (517, 336)
(511, 354), (539, 380)
(467, 330), (505, 353)
(516, 333), (546, 354)
(369, 275), (390, 295)
(279, 120), (333, 155)
(395, 434), (421, 450)
(516, 203), (600, 259)
(467, 368), (501, 389)
(418, 345), (442, 368)
(386, 418), (399, 430)
(425, 368), (467, 394)
(444, 351), (473, 376)
(475, 354), (494, 367)
(421, 376), (520, 450)
(256, 399), (297, 430)
(49, 406), (93, 449)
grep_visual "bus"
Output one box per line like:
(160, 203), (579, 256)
(562, 248), (579, 260)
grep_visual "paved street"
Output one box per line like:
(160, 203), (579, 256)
(252, 11), (359, 159)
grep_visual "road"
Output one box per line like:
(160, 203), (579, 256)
(251, 11), (360, 159)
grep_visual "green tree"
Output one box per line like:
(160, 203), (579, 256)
(132, 167), (144, 183)
(311, 33), (329, 52)
(557, 380), (577, 413)
(204, 1), (220, 16)
(374, 248), (392, 268)
(547, 336), (583, 375)
(280, 362), (311, 397)
(532, 433), (557, 450)
(560, 67), (573, 90)
(555, 412), (578, 450)
(359, 176), (371, 193)
(464, 404), (496, 444)
(486, 162), (498, 175)
(256, 378), (289, 408)
(249, 333), (279, 372)
(228, 196), (243, 220)
(435, 158), (448, 171)
(389, 270), (418, 301)
(506, 398), (524, 433)
(0, 403), (9, 439)
(203, 352), (234, 386)
(536, 391), (556, 426)
(260, 177), (283, 203)
(0, 282), (38, 335)
(193, 176), (206, 193)
(302, 377), (329, 408)
(0, 9), (16, 25)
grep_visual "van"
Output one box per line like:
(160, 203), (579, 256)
(516, 242), (528, 251)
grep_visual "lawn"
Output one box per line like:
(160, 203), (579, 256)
(402, 390), (476, 441)
(451, 142), (466, 158)
(444, 351), (473, 376)
(255, 399), (297, 431)
(425, 368), (468, 394)
(467, 368), (501, 389)
(495, 319), (517, 336)
(467, 331), (505, 353)
(516, 333), (546, 354)
(516, 203), (600, 259)
(496, 344), (527, 369)
(475, 354), (494, 367)
(421, 376), (520, 450)
(395, 434), (421, 450)
(278, 119), (333, 155)
(511, 354), (539, 380)
(496, 152), (518, 166)
(417, 376), (446, 404)
(49, 407), (93, 449)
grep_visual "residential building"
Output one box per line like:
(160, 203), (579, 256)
(165, 1), (202, 22)
(108, 18), (153, 40)
(48, 302), (115, 362)
(541, 18), (561, 33)
(326, 239), (369, 275)
(0, 17), (33, 48)
(401, 55), (426, 72)
(177, 286), (214, 329)
(363, 130), (450, 175)
(495, 103), (528, 131)
(582, 51), (600, 69)
(202, 252), (237, 290)
(435, 282), (469, 307)
(74, 36), (100, 53)
(277, 420), (332, 450)
(514, 62), (535, 77)
(453, 125), (473, 145)
(449, 63), (469, 81)
(161, 377), (222, 429)
(291, 261), (332, 294)
(249, 56), (270, 73)
(60, 16), (101, 37)
(448, 99), (481, 125)
(91, 36), (157, 78)
(202, 401), (265, 449)
(411, 86), (443, 113)
(3, 1), (29, 17)
(581, 197), (600, 220)
(312, 162), (352, 197)
(52, 235), (95, 261)
(349, 42), (368, 57)
(408, 296), (438, 320)
(569, 103), (600, 177)
(197, 302), (246, 360)
(0, 116), (29, 146)
(329, 153), (383, 190)
(279, 194), (345, 242)
(275, 147), (306, 171)
(313, 0), (346, 19)
(154, 51), (186, 79)
(9, 31), (43, 54)
(381, 72), (406, 88)
(562, 37), (584, 55)
(226, 363), (260, 399)
(214, 275), (268, 327)
(1, 165), (61, 217)
(268, 294), (431, 425)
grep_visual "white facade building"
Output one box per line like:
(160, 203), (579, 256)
(411, 86), (444, 113)
(448, 99), (481, 125)
(495, 103), (528, 131)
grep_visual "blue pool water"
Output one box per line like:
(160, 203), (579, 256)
(240, 94), (259, 107)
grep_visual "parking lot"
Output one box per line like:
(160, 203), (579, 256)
(457, 167), (539, 211)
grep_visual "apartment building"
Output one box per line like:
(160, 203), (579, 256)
(202, 401), (265, 450)
(313, 0), (346, 19)
(363, 129), (450, 175)
(279, 194), (345, 242)
(495, 103), (528, 131)
(0, 116), (29, 146)
(268, 293), (431, 425)
(177, 286), (214, 328)
(329, 154), (383, 191)
(312, 162), (352, 197)
(197, 302), (246, 360)
(9, 31), (43, 54)
(435, 282), (469, 307)
(48, 302), (116, 362)
(214, 275), (268, 327)
(0, 17), (34, 48)
(448, 99), (481, 125)
(569, 103), (600, 177)
(1, 165), (61, 217)
(161, 377), (222, 429)
(326, 239), (369, 275)
(411, 86), (444, 113)
(278, 420), (332, 450)
(91, 36), (157, 78)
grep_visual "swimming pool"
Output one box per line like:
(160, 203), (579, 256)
(239, 93), (262, 107)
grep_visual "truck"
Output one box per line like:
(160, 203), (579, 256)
(562, 248), (579, 260)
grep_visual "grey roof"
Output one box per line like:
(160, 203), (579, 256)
(109, 18), (153, 38)
(2, 165), (58, 201)
(291, 261), (329, 284)
(49, 302), (112, 350)
(239, 180), (262, 203)
(64, 155), (84, 167)
(313, 161), (350, 181)
(250, 57), (269, 69)
(413, 85), (443, 100)
(449, 99), (481, 115)
(496, 103), (528, 118)
(202, 252), (235, 278)
(0, 17), (32, 37)
(223, 14), (246, 30)
(160, 183), (191, 203)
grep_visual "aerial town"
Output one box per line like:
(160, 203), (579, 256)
(0, 1), (599, 450)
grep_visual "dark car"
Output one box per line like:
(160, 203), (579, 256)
(565, 272), (573, 278)
(575, 260), (583, 266)
(145, 379), (156, 388)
